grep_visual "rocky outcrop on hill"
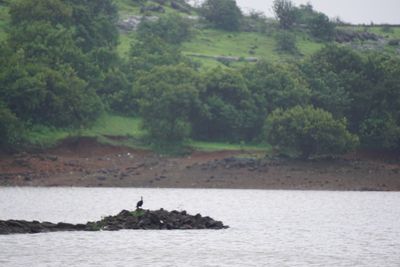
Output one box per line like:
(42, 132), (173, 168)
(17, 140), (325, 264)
(0, 209), (228, 235)
(117, 16), (158, 31)
(335, 30), (382, 43)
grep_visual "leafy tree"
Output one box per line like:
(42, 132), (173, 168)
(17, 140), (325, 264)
(264, 105), (359, 158)
(1, 0), (124, 129)
(137, 14), (192, 45)
(357, 55), (400, 150)
(136, 65), (201, 145)
(300, 60), (350, 117)
(242, 60), (310, 114)
(193, 67), (258, 141)
(66, 0), (119, 52)
(128, 35), (184, 74)
(272, 0), (296, 29)
(307, 45), (368, 131)
(307, 13), (335, 41)
(96, 68), (133, 115)
(9, 0), (72, 26)
(360, 113), (400, 150)
(200, 0), (242, 31)
(1, 62), (103, 126)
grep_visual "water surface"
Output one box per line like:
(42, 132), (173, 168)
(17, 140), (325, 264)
(1, 188), (399, 266)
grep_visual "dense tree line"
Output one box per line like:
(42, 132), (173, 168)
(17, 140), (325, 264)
(0, 0), (399, 158)
(0, 0), (120, 149)
(128, 41), (400, 157)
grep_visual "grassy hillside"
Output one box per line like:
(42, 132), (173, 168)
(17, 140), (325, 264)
(182, 29), (323, 63)
(1, 1), (399, 153)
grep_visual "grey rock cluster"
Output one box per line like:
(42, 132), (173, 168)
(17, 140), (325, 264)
(0, 209), (228, 235)
(335, 30), (382, 43)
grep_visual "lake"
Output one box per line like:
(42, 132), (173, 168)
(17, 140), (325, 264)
(1, 187), (399, 266)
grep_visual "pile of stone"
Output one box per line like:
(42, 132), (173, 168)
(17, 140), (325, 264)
(0, 209), (228, 235)
(335, 30), (382, 43)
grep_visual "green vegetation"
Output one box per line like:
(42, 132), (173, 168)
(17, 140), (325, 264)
(264, 106), (359, 158)
(200, 0), (242, 31)
(189, 141), (270, 152)
(0, 0), (400, 158)
(24, 114), (144, 148)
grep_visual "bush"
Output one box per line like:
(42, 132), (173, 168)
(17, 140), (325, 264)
(307, 13), (335, 41)
(275, 31), (298, 54)
(264, 105), (359, 158)
(360, 113), (400, 150)
(0, 102), (23, 149)
(137, 14), (192, 45)
(200, 0), (242, 31)
(273, 0), (296, 29)
(136, 64), (201, 145)
(192, 67), (258, 141)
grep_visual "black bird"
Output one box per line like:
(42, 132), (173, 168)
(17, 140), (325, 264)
(136, 196), (143, 209)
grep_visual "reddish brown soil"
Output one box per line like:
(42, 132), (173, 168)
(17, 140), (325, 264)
(1, 137), (399, 191)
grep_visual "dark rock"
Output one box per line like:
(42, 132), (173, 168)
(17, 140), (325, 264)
(0, 209), (228, 235)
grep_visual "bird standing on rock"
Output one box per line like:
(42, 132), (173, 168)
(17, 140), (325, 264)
(136, 196), (143, 209)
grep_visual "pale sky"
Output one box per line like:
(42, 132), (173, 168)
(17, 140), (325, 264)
(191, 0), (400, 24)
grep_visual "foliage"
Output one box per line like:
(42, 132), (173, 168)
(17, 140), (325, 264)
(137, 14), (192, 45)
(136, 64), (200, 145)
(306, 45), (367, 129)
(0, 101), (23, 149)
(0, 0), (124, 130)
(273, 0), (296, 29)
(200, 0), (242, 31)
(264, 106), (359, 158)
(307, 13), (335, 41)
(299, 60), (350, 117)
(275, 31), (298, 54)
(193, 67), (258, 141)
(129, 34), (184, 74)
(360, 113), (400, 150)
(306, 46), (400, 150)
(241, 60), (310, 113)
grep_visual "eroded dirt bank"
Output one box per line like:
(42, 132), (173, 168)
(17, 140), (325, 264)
(0, 138), (399, 191)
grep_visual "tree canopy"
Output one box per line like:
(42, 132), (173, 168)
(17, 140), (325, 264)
(200, 0), (242, 31)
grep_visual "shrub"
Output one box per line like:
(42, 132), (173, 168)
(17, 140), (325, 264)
(275, 31), (298, 54)
(0, 102), (23, 149)
(264, 105), (359, 158)
(137, 14), (193, 45)
(136, 64), (200, 145)
(200, 0), (242, 31)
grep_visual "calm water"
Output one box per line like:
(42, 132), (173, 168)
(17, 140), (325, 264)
(0, 188), (399, 267)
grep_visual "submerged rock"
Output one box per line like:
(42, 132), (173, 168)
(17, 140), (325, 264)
(0, 209), (228, 235)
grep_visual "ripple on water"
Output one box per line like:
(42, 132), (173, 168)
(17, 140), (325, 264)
(0, 188), (400, 266)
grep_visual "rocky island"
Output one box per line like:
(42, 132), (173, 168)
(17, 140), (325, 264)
(0, 209), (228, 235)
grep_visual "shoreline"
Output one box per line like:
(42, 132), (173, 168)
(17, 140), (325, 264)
(1, 138), (399, 191)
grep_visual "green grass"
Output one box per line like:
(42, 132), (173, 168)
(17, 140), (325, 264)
(182, 29), (324, 65)
(80, 114), (144, 137)
(25, 113), (271, 152)
(25, 114), (145, 148)
(189, 141), (270, 152)
(118, 32), (136, 56)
